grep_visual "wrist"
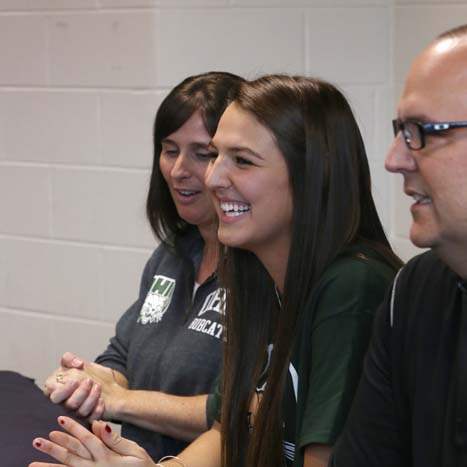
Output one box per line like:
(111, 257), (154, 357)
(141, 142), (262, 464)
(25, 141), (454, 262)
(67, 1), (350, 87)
(104, 384), (128, 420)
(157, 456), (186, 467)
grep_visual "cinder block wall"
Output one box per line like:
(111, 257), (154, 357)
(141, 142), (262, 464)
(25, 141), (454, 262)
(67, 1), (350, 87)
(0, 0), (464, 384)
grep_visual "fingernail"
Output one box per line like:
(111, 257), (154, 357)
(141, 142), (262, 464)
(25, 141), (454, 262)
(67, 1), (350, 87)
(105, 424), (112, 433)
(72, 358), (83, 367)
(34, 441), (42, 448)
(59, 418), (65, 425)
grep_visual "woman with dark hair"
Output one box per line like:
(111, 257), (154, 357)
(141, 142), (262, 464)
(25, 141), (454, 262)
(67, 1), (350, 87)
(32, 75), (401, 467)
(40, 71), (244, 462)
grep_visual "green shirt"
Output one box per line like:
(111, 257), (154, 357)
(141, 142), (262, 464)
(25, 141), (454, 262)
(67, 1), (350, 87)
(206, 245), (397, 466)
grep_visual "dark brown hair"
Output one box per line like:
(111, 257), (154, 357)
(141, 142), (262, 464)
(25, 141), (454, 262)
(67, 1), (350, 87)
(146, 71), (243, 244)
(220, 75), (402, 467)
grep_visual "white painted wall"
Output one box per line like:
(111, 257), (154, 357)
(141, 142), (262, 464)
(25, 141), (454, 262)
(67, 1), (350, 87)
(0, 0), (465, 384)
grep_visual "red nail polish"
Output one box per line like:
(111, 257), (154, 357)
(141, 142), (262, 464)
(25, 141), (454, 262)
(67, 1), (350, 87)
(59, 418), (65, 425)
(34, 441), (42, 448)
(105, 424), (112, 433)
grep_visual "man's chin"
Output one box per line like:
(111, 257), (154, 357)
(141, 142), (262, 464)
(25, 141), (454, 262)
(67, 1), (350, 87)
(409, 226), (436, 250)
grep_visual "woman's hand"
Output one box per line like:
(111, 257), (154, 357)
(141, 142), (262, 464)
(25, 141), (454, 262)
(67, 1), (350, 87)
(44, 367), (105, 421)
(30, 416), (156, 467)
(44, 352), (128, 421)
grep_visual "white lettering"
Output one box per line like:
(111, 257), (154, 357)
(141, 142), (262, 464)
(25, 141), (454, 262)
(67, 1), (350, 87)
(198, 288), (226, 317)
(188, 318), (224, 340)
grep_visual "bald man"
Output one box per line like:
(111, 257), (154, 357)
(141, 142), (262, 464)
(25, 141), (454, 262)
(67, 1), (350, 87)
(330, 24), (467, 467)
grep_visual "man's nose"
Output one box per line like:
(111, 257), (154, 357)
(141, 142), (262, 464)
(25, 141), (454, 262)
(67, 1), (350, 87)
(385, 135), (417, 174)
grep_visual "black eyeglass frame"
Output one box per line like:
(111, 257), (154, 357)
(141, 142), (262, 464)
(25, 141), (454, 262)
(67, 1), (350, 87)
(392, 118), (467, 150)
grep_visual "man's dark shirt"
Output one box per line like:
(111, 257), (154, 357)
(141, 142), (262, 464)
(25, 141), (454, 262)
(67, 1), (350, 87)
(331, 251), (467, 467)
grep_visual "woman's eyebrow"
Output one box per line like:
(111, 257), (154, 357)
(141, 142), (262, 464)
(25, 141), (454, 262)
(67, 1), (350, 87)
(227, 146), (264, 160)
(161, 139), (211, 149)
(189, 142), (212, 150)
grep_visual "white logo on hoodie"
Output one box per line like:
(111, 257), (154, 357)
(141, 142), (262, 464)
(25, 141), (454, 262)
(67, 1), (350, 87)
(138, 275), (176, 325)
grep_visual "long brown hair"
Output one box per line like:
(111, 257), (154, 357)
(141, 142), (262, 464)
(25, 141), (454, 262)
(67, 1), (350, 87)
(220, 75), (402, 467)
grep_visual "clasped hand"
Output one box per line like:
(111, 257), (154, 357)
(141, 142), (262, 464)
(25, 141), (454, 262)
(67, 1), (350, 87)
(44, 352), (126, 421)
(30, 416), (155, 467)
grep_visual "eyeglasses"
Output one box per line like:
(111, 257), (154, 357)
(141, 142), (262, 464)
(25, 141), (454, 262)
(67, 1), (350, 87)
(392, 118), (467, 150)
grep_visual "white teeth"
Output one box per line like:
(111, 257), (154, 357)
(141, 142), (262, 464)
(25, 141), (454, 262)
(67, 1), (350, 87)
(180, 190), (196, 196)
(412, 194), (431, 205)
(220, 201), (250, 215)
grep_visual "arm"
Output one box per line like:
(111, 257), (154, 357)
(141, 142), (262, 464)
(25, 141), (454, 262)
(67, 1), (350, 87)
(304, 444), (332, 467)
(89, 248), (212, 439)
(330, 299), (407, 467)
(44, 247), (213, 440)
(296, 275), (379, 454)
(161, 422), (222, 467)
(46, 354), (209, 440)
(296, 259), (396, 463)
(109, 391), (209, 441)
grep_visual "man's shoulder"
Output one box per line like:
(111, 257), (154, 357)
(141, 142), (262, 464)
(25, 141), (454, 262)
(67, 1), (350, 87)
(400, 250), (453, 286)
(404, 249), (441, 269)
(392, 250), (459, 328)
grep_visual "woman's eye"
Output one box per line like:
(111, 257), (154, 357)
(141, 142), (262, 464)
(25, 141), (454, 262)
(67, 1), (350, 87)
(235, 156), (253, 166)
(196, 152), (218, 161)
(162, 149), (178, 158)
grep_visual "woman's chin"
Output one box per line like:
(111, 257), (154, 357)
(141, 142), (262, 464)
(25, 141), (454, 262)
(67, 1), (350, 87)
(218, 229), (248, 250)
